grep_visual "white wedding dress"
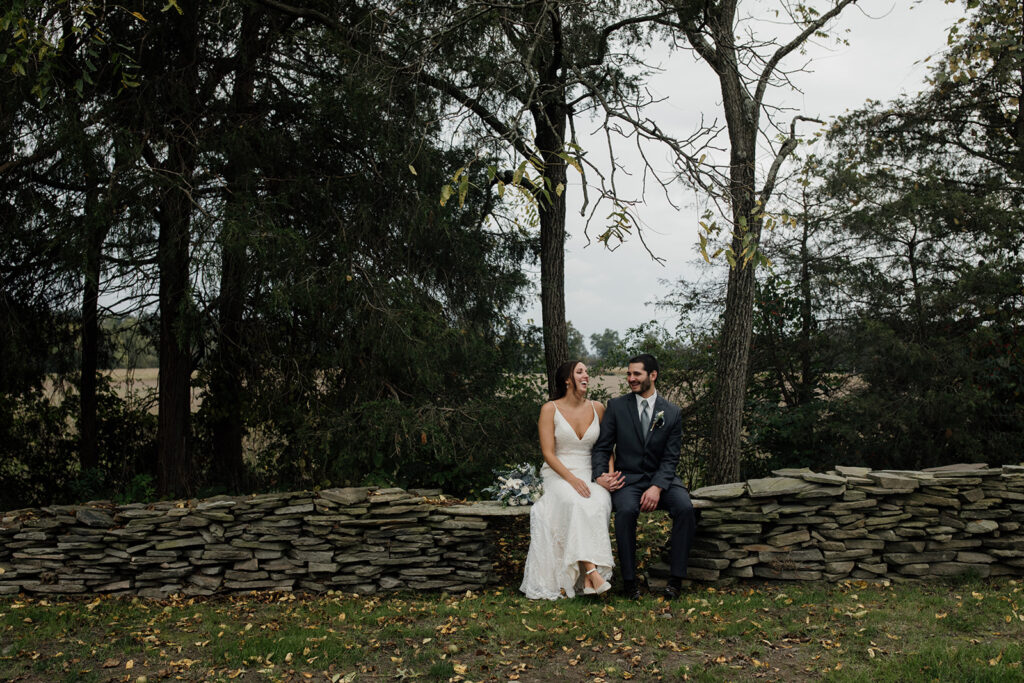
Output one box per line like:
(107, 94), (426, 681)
(520, 402), (614, 599)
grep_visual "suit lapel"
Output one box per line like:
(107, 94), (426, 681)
(646, 395), (669, 445)
(652, 395), (668, 426)
(625, 394), (644, 445)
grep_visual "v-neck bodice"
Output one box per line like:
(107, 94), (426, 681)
(552, 402), (599, 453)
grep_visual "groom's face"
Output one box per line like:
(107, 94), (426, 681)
(627, 362), (656, 395)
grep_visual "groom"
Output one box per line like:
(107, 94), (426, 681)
(591, 353), (696, 600)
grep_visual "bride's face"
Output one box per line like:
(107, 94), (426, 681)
(570, 363), (590, 395)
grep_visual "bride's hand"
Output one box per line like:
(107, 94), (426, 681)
(596, 470), (625, 492)
(570, 476), (591, 498)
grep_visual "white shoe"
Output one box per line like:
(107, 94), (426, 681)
(583, 568), (611, 595)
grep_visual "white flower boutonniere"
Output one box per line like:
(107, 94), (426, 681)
(650, 410), (665, 431)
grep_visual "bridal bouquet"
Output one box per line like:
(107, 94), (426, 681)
(483, 463), (542, 506)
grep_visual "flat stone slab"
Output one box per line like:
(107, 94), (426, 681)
(867, 473), (921, 490)
(835, 466), (872, 477)
(801, 473), (848, 486)
(318, 488), (370, 505)
(965, 519), (999, 534)
(771, 468), (813, 477)
(923, 463), (989, 473)
(746, 478), (812, 498)
(75, 508), (115, 528)
(691, 482), (746, 500)
(446, 503), (530, 517)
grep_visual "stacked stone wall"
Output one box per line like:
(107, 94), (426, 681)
(3, 464), (1024, 598)
(685, 464), (1024, 583)
(0, 487), (502, 598)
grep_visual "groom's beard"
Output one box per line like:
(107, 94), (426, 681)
(630, 377), (652, 394)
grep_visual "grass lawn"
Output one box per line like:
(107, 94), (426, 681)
(2, 575), (1023, 682)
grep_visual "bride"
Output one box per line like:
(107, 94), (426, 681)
(520, 360), (617, 599)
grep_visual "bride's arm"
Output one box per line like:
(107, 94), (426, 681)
(538, 402), (592, 498)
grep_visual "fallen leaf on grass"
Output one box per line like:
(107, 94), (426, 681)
(935, 612), (948, 619)
(102, 658), (120, 668)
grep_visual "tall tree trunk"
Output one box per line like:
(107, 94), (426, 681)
(708, 230), (757, 484)
(208, 236), (246, 491)
(154, 3), (200, 498)
(682, 0), (859, 484)
(708, 147), (759, 485)
(534, 99), (569, 399)
(208, 6), (262, 491)
(79, 184), (103, 472)
(156, 145), (195, 498)
(797, 216), (815, 405)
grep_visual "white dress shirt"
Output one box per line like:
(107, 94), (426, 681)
(636, 391), (657, 421)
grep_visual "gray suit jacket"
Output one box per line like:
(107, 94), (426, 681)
(591, 393), (683, 490)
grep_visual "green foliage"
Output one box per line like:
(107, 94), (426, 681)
(0, 378), (156, 510)
(0, 390), (77, 510)
(589, 328), (621, 361)
(566, 321), (590, 362)
(248, 373), (546, 498)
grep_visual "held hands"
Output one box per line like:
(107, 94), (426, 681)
(595, 470), (625, 492)
(640, 485), (661, 512)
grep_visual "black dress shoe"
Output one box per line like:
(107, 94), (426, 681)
(621, 581), (642, 600)
(661, 584), (681, 601)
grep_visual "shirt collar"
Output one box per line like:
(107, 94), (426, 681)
(636, 391), (657, 409)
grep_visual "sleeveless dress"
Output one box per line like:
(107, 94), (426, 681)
(520, 402), (614, 599)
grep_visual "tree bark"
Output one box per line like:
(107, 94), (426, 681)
(537, 135), (569, 399)
(154, 3), (200, 498)
(797, 215), (815, 405)
(706, 0), (759, 485)
(708, 162), (759, 485)
(207, 6), (262, 491)
(531, 8), (570, 400)
(79, 183), (103, 472)
(156, 146), (195, 498)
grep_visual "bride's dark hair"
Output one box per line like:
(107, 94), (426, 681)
(553, 360), (583, 400)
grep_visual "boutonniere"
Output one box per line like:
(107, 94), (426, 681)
(651, 410), (665, 431)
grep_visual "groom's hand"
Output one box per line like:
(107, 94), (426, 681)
(596, 471), (625, 492)
(640, 485), (661, 512)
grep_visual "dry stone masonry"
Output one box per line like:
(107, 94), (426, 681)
(2, 463), (1024, 597)
(0, 487), (509, 598)
(685, 463), (1024, 583)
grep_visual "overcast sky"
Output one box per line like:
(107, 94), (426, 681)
(521, 1), (965, 343)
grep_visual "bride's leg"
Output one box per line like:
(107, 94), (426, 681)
(580, 561), (607, 590)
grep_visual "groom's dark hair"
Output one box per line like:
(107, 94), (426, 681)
(629, 353), (659, 375)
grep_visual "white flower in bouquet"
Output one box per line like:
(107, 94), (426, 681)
(482, 463), (543, 507)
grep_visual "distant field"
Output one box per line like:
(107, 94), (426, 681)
(46, 368), (203, 414)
